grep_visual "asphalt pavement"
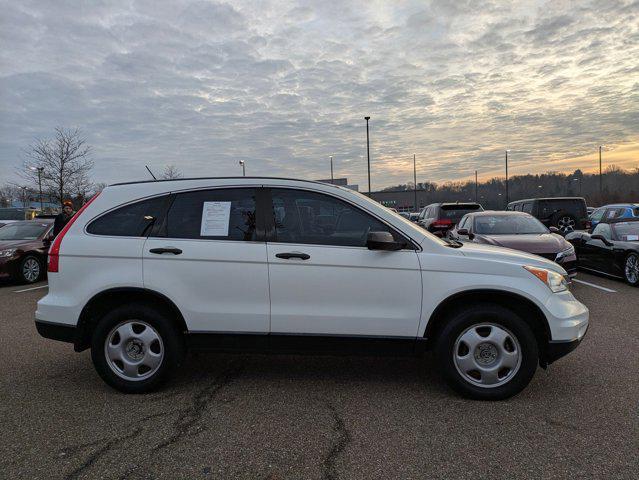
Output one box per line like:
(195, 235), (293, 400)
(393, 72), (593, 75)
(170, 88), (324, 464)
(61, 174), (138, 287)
(1, 273), (638, 479)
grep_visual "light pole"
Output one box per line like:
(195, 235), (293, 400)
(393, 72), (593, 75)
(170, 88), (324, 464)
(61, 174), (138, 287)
(330, 156), (334, 184)
(573, 177), (581, 196)
(239, 160), (245, 177)
(475, 170), (478, 203)
(505, 150), (510, 205)
(20, 186), (28, 209)
(364, 116), (371, 194)
(413, 154), (417, 212)
(30, 166), (44, 211)
(598, 145), (603, 197)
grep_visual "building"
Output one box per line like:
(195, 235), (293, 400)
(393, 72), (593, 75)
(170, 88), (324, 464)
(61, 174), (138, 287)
(316, 178), (359, 191)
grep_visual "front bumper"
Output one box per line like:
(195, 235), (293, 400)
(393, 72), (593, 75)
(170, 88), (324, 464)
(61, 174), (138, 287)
(545, 328), (588, 365)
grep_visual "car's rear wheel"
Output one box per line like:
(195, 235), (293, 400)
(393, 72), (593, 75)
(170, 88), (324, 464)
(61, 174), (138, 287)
(435, 305), (539, 400)
(91, 304), (185, 393)
(18, 255), (41, 284)
(624, 253), (639, 286)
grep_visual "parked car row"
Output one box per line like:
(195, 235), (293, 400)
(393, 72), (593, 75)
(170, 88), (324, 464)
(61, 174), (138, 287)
(401, 196), (637, 286)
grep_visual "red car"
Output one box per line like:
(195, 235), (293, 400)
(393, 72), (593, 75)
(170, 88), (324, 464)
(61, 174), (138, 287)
(0, 219), (54, 284)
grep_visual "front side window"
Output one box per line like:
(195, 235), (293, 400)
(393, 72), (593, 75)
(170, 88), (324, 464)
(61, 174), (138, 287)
(270, 189), (406, 247)
(166, 188), (256, 241)
(590, 208), (605, 221)
(87, 196), (167, 237)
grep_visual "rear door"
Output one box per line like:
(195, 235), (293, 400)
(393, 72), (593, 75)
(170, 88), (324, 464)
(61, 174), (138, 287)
(143, 187), (270, 333)
(265, 187), (422, 342)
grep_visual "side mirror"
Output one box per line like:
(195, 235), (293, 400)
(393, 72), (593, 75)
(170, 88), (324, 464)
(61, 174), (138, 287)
(43, 233), (54, 246)
(549, 226), (560, 233)
(366, 231), (403, 251)
(591, 234), (613, 246)
(456, 228), (474, 240)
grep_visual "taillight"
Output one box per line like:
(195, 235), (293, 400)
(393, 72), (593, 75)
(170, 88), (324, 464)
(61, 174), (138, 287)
(48, 192), (101, 273)
(432, 218), (453, 229)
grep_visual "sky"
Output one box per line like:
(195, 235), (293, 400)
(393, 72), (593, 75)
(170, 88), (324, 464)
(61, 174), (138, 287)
(1, 0), (638, 190)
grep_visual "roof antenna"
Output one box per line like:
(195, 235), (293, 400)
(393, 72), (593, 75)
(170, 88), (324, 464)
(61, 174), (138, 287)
(145, 165), (158, 180)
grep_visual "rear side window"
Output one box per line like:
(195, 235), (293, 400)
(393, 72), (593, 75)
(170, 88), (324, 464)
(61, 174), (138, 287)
(522, 202), (533, 214)
(87, 196), (167, 237)
(165, 188), (257, 241)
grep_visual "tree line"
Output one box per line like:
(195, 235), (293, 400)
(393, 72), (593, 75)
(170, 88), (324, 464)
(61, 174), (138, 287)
(381, 167), (639, 209)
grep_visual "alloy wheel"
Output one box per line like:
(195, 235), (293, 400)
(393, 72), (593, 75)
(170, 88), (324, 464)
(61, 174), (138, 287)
(625, 254), (639, 284)
(557, 216), (576, 233)
(22, 258), (40, 283)
(104, 320), (164, 381)
(453, 323), (522, 388)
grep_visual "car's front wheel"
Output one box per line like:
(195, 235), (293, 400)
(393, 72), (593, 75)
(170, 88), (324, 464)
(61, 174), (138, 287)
(624, 253), (639, 286)
(435, 305), (539, 400)
(91, 304), (185, 393)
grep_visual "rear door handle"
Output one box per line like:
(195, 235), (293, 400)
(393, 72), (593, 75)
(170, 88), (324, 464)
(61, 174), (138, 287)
(275, 252), (310, 260)
(149, 247), (182, 255)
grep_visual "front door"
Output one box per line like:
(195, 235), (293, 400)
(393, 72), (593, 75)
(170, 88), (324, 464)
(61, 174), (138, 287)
(143, 187), (270, 334)
(265, 188), (422, 343)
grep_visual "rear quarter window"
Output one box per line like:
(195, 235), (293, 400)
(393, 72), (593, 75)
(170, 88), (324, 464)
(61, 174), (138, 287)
(87, 196), (168, 237)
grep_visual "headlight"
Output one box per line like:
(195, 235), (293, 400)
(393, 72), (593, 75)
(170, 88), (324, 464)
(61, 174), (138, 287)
(0, 248), (17, 258)
(524, 266), (568, 293)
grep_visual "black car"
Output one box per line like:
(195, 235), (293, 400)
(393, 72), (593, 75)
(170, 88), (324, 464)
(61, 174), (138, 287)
(565, 218), (639, 286)
(507, 197), (590, 234)
(416, 202), (483, 236)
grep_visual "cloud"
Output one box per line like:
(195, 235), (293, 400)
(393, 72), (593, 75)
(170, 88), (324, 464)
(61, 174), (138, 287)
(0, 0), (638, 190)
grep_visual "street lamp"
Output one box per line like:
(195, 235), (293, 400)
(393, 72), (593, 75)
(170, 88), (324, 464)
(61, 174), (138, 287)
(599, 145), (603, 197)
(475, 170), (478, 203)
(413, 154), (417, 212)
(505, 149), (510, 205)
(573, 177), (581, 196)
(239, 160), (245, 177)
(29, 166), (44, 212)
(20, 186), (28, 209)
(330, 155), (334, 184)
(364, 116), (371, 194)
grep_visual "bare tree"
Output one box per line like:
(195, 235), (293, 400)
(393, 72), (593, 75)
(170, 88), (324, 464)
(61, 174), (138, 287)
(161, 165), (183, 180)
(22, 127), (94, 206)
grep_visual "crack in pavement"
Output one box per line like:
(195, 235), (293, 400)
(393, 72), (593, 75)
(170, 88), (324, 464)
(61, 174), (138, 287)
(322, 403), (351, 480)
(153, 362), (244, 451)
(64, 427), (143, 480)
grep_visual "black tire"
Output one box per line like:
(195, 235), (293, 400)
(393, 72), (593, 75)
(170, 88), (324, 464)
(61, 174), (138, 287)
(91, 303), (185, 393)
(17, 255), (42, 284)
(435, 304), (539, 401)
(623, 252), (639, 287)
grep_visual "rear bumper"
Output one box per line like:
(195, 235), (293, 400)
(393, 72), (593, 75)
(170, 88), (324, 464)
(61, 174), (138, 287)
(35, 320), (76, 344)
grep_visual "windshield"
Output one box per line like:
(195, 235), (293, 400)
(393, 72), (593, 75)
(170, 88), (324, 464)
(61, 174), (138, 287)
(0, 223), (49, 240)
(613, 222), (639, 241)
(474, 215), (548, 235)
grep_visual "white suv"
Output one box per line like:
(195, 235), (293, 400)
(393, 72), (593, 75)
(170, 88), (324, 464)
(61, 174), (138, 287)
(36, 178), (589, 400)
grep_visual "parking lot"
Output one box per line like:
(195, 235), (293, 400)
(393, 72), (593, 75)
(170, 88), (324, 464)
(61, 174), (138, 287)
(1, 273), (637, 480)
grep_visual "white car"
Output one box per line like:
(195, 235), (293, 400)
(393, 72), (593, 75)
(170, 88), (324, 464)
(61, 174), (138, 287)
(36, 177), (589, 400)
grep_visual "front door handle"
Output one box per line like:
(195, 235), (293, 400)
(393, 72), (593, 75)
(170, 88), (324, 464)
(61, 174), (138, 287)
(149, 247), (183, 255)
(275, 252), (310, 260)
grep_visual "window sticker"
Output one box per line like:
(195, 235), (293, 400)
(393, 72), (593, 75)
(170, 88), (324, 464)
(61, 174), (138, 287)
(200, 201), (231, 236)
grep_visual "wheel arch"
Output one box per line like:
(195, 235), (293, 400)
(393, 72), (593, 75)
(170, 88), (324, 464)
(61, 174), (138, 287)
(423, 289), (552, 366)
(75, 287), (188, 352)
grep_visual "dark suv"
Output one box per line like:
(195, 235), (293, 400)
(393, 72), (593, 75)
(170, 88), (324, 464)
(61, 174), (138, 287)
(507, 197), (589, 234)
(417, 202), (483, 236)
